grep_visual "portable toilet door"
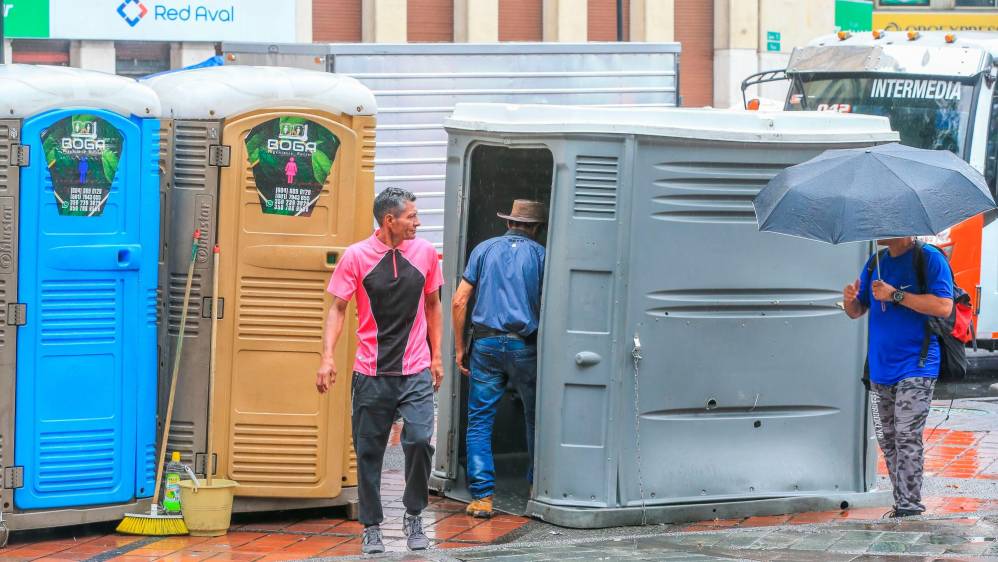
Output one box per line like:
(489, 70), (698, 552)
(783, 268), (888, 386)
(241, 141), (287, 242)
(0, 65), (161, 531)
(146, 66), (376, 507)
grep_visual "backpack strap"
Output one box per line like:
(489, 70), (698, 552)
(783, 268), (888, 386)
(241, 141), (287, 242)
(914, 240), (931, 368)
(913, 240), (928, 293)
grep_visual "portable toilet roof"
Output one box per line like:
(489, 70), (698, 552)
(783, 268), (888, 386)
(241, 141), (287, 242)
(144, 65), (377, 119)
(444, 103), (896, 143)
(0, 64), (160, 118)
(435, 103), (899, 528)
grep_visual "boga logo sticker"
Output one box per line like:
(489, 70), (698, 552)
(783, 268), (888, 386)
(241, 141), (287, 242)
(41, 115), (123, 217)
(245, 117), (340, 217)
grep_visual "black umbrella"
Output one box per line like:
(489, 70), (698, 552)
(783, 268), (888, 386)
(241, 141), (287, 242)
(754, 142), (996, 280)
(755, 143), (994, 243)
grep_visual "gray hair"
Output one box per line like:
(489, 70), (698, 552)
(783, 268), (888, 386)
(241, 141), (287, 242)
(373, 187), (417, 226)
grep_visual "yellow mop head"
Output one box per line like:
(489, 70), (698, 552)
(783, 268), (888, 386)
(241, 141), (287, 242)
(116, 509), (188, 536)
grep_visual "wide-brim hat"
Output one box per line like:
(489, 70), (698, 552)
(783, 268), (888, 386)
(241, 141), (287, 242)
(497, 199), (547, 223)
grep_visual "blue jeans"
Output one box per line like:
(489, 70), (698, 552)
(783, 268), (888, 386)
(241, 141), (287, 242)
(466, 336), (537, 500)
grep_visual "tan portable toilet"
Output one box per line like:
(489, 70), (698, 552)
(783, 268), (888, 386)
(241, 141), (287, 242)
(145, 66), (375, 512)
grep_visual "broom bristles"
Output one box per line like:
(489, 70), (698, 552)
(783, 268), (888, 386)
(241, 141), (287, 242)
(116, 512), (188, 536)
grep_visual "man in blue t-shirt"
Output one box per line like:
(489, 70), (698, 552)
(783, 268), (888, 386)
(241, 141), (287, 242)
(843, 236), (954, 517)
(452, 199), (546, 519)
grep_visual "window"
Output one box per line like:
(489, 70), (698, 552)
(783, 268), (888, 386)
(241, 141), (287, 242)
(115, 42), (170, 78)
(956, 0), (997, 6)
(788, 76), (976, 157)
(878, 0), (929, 6)
(11, 40), (70, 66)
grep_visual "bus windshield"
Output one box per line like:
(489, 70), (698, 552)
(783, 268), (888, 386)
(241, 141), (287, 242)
(787, 76), (977, 156)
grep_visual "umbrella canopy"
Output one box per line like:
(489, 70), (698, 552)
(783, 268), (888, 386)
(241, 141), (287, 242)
(753, 143), (996, 244)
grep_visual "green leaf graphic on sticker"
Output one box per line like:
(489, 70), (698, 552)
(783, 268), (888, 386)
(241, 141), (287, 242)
(312, 150), (332, 186)
(40, 114), (123, 217)
(102, 150), (120, 184)
(244, 116), (341, 217)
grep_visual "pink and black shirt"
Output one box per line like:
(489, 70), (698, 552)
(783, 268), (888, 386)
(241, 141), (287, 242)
(328, 232), (443, 377)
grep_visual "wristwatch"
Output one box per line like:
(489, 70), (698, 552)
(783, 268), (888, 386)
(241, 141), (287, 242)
(892, 289), (905, 304)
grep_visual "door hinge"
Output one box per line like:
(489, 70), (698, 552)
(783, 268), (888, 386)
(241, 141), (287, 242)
(202, 297), (224, 319)
(6, 303), (25, 326)
(2, 467), (23, 489)
(208, 145), (231, 167)
(11, 145), (28, 167)
(194, 453), (217, 476)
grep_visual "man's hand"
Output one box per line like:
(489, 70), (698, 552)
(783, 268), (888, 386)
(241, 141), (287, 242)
(455, 350), (470, 376)
(843, 279), (860, 305)
(431, 359), (444, 391)
(316, 357), (336, 394)
(871, 279), (897, 303)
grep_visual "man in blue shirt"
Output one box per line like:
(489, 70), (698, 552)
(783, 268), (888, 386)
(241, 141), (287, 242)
(452, 199), (546, 518)
(843, 236), (954, 517)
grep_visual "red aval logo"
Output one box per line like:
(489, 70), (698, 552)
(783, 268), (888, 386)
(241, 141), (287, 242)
(117, 0), (149, 27)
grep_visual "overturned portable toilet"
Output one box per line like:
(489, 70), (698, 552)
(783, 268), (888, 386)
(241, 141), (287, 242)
(145, 66), (376, 513)
(432, 104), (900, 528)
(0, 65), (161, 538)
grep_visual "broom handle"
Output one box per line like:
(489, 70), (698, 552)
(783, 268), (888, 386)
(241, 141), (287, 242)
(152, 230), (201, 507)
(206, 245), (220, 487)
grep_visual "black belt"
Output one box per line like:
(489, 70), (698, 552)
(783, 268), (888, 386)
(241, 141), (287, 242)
(472, 325), (536, 343)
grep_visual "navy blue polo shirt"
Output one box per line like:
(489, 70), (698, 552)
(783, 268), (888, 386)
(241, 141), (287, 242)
(463, 229), (545, 337)
(858, 244), (953, 385)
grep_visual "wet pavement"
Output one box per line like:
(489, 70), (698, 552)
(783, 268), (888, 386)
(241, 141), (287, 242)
(7, 357), (998, 560)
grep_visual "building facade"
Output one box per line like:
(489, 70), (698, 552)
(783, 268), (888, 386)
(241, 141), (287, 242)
(873, 0), (998, 33)
(10, 1), (994, 108)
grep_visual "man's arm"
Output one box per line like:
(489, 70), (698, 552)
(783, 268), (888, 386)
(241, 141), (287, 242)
(425, 291), (444, 390)
(843, 279), (867, 319)
(316, 297), (349, 394)
(871, 280), (953, 318)
(452, 280), (475, 375)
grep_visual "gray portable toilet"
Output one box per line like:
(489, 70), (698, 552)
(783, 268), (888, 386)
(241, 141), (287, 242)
(432, 104), (900, 528)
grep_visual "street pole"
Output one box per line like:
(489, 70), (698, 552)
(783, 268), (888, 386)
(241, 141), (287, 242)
(616, 0), (623, 41)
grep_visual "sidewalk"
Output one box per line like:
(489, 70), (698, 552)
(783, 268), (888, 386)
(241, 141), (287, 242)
(2, 398), (998, 561)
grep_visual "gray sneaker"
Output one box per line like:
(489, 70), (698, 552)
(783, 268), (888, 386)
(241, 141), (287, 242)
(403, 513), (430, 551)
(362, 525), (385, 554)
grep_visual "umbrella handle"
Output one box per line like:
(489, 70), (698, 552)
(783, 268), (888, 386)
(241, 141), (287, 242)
(875, 249), (886, 312)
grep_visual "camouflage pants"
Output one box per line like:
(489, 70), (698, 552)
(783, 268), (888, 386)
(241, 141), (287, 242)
(871, 376), (936, 513)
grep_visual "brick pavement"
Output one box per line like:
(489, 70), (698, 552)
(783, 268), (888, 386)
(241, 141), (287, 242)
(4, 400), (998, 561)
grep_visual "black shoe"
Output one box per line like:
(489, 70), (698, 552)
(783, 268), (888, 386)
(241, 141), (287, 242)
(362, 525), (385, 554)
(884, 507), (921, 518)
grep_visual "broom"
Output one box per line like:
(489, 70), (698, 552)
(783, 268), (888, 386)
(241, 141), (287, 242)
(117, 229), (201, 536)
(206, 244), (219, 487)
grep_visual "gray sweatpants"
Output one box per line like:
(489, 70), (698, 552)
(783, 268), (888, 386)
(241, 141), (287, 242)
(871, 376), (936, 513)
(352, 370), (435, 527)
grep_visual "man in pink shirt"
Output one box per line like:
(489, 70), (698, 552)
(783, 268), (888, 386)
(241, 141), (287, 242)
(316, 187), (443, 554)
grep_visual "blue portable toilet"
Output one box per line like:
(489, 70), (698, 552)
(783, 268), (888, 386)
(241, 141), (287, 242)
(0, 65), (161, 538)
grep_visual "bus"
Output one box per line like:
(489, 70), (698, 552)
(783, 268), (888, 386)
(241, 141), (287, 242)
(743, 31), (998, 345)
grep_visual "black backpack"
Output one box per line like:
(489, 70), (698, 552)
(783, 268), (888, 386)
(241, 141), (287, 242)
(863, 241), (972, 383)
